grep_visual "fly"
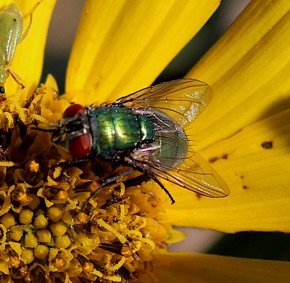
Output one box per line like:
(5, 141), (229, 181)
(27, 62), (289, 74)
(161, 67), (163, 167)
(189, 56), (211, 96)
(41, 78), (230, 203)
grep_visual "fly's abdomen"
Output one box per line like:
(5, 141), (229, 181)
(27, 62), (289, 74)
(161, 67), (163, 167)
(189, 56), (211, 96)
(91, 107), (154, 158)
(155, 131), (188, 168)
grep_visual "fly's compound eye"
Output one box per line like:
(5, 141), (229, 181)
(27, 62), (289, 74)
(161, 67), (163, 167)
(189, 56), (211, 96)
(69, 134), (91, 159)
(63, 104), (85, 118)
(63, 104), (91, 158)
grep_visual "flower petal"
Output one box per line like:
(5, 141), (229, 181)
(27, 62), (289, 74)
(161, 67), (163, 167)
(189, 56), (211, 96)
(166, 110), (290, 232)
(65, 0), (220, 104)
(187, 0), (290, 150)
(5, 0), (56, 97)
(146, 253), (290, 283)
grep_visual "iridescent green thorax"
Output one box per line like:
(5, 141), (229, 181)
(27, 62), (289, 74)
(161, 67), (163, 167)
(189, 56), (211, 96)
(90, 106), (154, 159)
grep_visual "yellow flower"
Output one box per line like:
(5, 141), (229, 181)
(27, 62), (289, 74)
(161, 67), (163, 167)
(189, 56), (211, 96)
(1, 0), (290, 282)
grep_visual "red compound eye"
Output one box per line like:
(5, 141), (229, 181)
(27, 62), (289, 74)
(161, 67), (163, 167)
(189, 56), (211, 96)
(63, 104), (85, 118)
(69, 134), (91, 158)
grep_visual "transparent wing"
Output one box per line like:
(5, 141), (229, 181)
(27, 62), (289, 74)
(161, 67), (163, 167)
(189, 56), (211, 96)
(114, 78), (212, 128)
(132, 145), (229, 198)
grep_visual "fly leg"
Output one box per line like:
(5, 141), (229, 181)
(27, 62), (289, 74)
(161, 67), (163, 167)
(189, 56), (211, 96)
(124, 156), (176, 204)
(123, 172), (175, 204)
(122, 172), (151, 187)
(84, 168), (135, 207)
(146, 173), (175, 204)
(79, 163), (175, 206)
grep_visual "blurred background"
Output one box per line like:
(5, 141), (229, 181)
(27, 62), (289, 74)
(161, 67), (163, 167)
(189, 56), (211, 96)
(41, 0), (290, 260)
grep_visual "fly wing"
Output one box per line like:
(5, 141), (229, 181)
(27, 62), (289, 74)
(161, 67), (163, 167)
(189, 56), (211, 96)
(113, 79), (228, 197)
(132, 145), (229, 198)
(114, 78), (212, 128)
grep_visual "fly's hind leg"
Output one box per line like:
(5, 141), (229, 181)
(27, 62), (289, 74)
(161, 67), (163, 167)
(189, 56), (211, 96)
(144, 173), (175, 204)
(122, 172), (151, 187)
(88, 169), (176, 206)
(124, 172), (175, 204)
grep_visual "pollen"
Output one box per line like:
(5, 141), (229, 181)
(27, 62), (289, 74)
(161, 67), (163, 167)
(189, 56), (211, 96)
(0, 85), (172, 282)
(28, 160), (40, 173)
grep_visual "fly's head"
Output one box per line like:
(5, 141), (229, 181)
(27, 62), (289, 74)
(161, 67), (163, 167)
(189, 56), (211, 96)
(37, 104), (92, 159)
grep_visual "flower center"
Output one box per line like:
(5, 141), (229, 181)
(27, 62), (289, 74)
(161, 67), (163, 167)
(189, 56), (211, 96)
(0, 87), (171, 282)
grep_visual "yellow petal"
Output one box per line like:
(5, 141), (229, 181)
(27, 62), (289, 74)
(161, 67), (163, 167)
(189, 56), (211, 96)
(166, 110), (290, 232)
(187, 0), (290, 150)
(146, 253), (290, 283)
(167, 229), (186, 245)
(65, 0), (220, 104)
(5, 0), (56, 97)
